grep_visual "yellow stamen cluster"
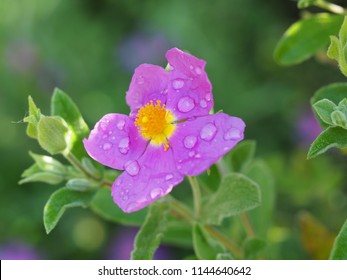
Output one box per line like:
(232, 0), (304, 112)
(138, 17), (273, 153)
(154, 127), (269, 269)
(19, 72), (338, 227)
(135, 100), (176, 150)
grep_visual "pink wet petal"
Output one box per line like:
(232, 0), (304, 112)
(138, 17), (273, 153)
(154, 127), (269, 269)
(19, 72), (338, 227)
(83, 113), (147, 170)
(126, 64), (169, 116)
(170, 113), (245, 176)
(112, 146), (184, 213)
(165, 48), (213, 120)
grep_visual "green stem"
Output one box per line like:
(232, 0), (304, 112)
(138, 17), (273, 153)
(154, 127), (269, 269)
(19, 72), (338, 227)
(65, 153), (113, 187)
(169, 197), (242, 258)
(188, 176), (201, 218)
(240, 213), (255, 237)
(315, 0), (346, 15)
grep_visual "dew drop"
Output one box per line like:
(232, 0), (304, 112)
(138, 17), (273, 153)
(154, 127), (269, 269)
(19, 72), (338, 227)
(124, 160), (140, 176)
(108, 130), (113, 135)
(118, 137), (130, 154)
(188, 151), (195, 158)
(102, 142), (112, 151)
(102, 134), (107, 139)
(110, 136), (116, 141)
(150, 188), (163, 199)
(200, 99), (207, 108)
(184, 135), (197, 149)
(224, 128), (241, 140)
(178, 96), (195, 113)
(195, 153), (201, 158)
(172, 79), (185, 90)
(137, 76), (144, 84)
(100, 119), (110, 131)
(165, 174), (173, 181)
(117, 120), (125, 130)
(122, 194), (129, 201)
(189, 65), (194, 70)
(205, 93), (212, 101)
(200, 123), (217, 141)
(126, 202), (139, 212)
(195, 67), (202, 75)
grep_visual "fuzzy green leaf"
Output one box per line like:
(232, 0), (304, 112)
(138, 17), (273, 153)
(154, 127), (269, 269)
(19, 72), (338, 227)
(227, 140), (256, 172)
(43, 187), (95, 234)
(311, 83), (347, 128)
(24, 96), (42, 139)
(312, 99), (337, 126)
(203, 173), (261, 225)
(245, 160), (274, 237)
(90, 188), (147, 226)
(330, 218), (347, 259)
(37, 116), (71, 155)
(307, 127), (347, 158)
(192, 224), (225, 260)
(29, 151), (67, 174)
(274, 14), (343, 65)
(331, 110), (347, 128)
(66, 178), (92, 191)
(131, 201), (170, 260)
(19, 172), (64, 185)
(51, 88), (89, 159)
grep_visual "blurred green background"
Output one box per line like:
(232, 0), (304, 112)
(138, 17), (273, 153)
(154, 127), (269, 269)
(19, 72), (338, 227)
(1, 0), (346, 259)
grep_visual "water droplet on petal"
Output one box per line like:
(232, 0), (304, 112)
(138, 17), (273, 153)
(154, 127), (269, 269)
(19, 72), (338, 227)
(189, 65), (194, 70)
(172, 79), (185, 90)
(224, 128), (241, 140)
(117, 120), (125, 130)
(110, 136), (116, 141)
(102, 134), (107, 139)
(118, 137), (130, 154)
(200, 123), (217, 141)
(150, 188), (163, 199)
(108, 130), (113, 135)
(200, 100), (207, 108)
(102, 142), (112, 151)
(122, 194), (129, 201)
(178, 96), (195, 113)
(195, 67), (202, 75)
(188, 151), (195, 158)
(195, 153), (201, 158)
(137, 76), (144, 84)
(184, 135), (197, 149)
(124, 160), (140, 176)
(205, 93), (212, 101)
(100, 119), (110, 131)
(177, 165), (182, 170)
(165, 174), (173, 181)
(126, 202), (138, 212)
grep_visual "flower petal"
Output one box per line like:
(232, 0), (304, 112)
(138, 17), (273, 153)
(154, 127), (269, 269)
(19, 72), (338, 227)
(83, 113), (147, 170)
(170, 113), (245, 176)
(126, 64), (169, 116)
(165, 48), (213, 120)
(112, 146), (184, 213)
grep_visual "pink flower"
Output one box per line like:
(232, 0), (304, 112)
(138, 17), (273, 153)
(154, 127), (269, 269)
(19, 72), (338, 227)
(84, 48), (245, 213)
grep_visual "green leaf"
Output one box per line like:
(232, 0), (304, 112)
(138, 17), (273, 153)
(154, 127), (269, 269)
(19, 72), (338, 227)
(311, 83), (347, 128)
(163, 218), (193, 248)
(244, 160), (275, 237)
(66, 178), (92, 191)
(330, 218), (347, 259)
(227, 140), (256, 172)
(19, 171), (64, 185)
(327, 36), (340, 60)
(202, 173), (261, 225)
(51, 88), (89, 159)
(131, 201), (170, 260)
(243, 237), (266, 259)
(37, 116), (71, 155)
(29, 151), (67, 174)
(24, 96), (42, 139)
(274, 14), (343, 65)
(90, 188), (147, 226)
(43, 187), (96, 234)
(331, 110), (347, 128)
(297, 0), (318, 9)
(307, 126), (347, 159)
(312, 99), (336, 126)
(192, 224), (225, 260)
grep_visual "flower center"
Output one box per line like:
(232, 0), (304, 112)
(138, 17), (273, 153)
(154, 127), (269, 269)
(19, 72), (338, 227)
(135, 100), (175, 150)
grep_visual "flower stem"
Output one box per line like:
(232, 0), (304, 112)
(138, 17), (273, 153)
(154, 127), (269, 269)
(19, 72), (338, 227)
(240, 213), (255, 237)
(315, 0), (346, 14)
(203, 225), (243, 258)
(188, 176), (201, 218)
(65, 153), (112, 188)
(169, 197), (242, 258)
